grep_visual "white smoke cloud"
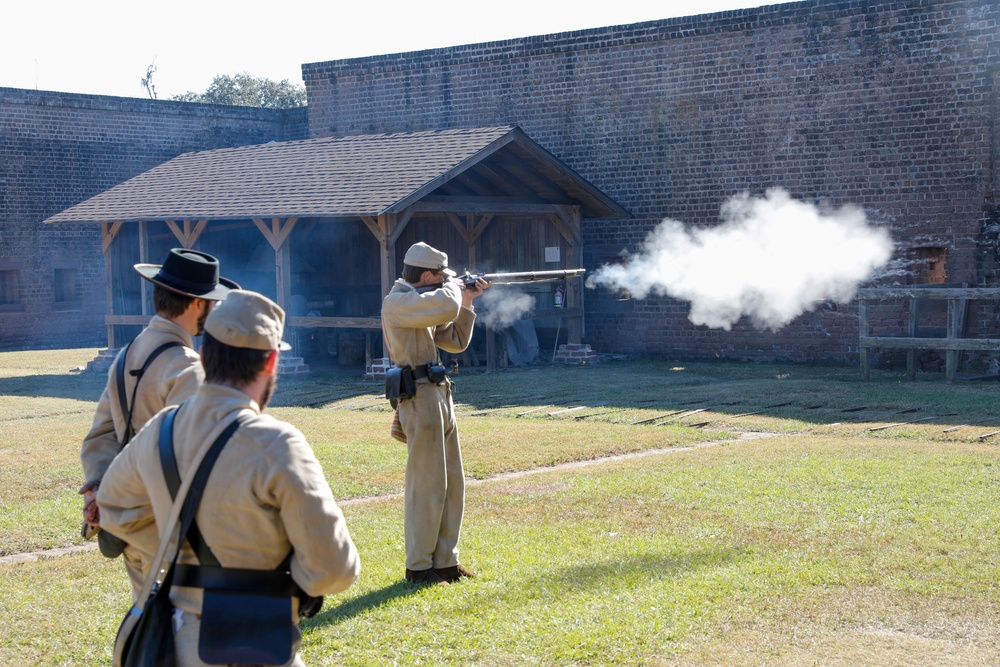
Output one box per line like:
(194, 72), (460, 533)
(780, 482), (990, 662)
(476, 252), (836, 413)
(586, 188), (894, 331)
(479, 289), (535, 329)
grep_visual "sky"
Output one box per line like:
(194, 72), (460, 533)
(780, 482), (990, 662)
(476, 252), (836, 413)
(2, 0), (790, 101)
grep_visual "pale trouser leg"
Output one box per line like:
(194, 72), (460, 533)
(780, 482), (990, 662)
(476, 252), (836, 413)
(173, 610), (304, 667)
(400, 382), (465, 571)
(434, 402), (464, 569)
(122, 545), (147, 603)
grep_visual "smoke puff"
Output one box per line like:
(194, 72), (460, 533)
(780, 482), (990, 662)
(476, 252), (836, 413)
(479, 289), (535, 329)
(586, 188), (894, 331)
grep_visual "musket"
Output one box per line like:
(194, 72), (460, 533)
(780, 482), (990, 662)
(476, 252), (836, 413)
(456, 268), (585, 289)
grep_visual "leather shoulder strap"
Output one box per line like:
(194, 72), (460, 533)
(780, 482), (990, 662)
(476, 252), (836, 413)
(118, 340), (184, 446)
(159, 408), (250, 567)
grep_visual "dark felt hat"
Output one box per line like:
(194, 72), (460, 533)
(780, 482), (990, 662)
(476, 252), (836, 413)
(134, 248), (239, 300)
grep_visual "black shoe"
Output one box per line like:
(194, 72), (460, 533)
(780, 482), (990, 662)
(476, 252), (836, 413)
(434, 564), (476, 583)
(405, 568), (449, 585)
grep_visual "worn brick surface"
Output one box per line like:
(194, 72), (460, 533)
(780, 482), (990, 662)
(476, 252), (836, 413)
(0, 89), (305, 350)
(302, 0), (1000, 364)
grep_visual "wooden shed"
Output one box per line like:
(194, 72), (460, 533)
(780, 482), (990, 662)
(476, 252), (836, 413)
(44, 126), (629, 370)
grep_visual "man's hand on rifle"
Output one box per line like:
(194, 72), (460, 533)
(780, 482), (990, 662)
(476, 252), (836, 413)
(79, 481), (101, 527)
(460, 277), (490, 308)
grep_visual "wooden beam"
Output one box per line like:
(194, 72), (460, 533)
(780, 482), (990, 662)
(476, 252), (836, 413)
(388, 208), (415, 247)
(101, 221), (123, 254)
(101, 222), (122, 347)
(470, 213), (494, 245)
(138, 221), (149, 316)
(165, 219), (208, 248)
(409, 199), (566, 215)
(251, 217), (297, 251)
(360, 216), (385, 244)
(446, 213), (473, 246)
(553, 205), (582, 246)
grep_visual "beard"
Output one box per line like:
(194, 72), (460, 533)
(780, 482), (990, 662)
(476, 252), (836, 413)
(258, 373), (278, 411)
(195, 300), (212, 335)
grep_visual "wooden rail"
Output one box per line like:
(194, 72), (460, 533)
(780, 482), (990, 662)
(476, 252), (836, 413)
(857, 287), (1000, 382)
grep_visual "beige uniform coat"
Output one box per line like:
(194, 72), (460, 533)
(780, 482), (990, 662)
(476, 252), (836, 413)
(81, 315), (202, 597)
(97, 384), (360, 616)
(81, 315), (202, 485)
(381, 279), (476, 571)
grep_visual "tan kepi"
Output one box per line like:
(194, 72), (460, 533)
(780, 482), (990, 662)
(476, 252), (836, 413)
(204, 290), (292, 351)
(404, 241), (457, 277)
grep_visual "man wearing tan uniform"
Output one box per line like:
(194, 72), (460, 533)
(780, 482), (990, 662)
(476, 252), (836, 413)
(98, 290), (360, 666)
(79, 248), (237, 599)
(382, 242), (488, 585)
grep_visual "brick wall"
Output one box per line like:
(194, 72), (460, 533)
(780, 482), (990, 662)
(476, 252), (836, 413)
(303, 0), (1000, 364)
(0, 88), (306, 351)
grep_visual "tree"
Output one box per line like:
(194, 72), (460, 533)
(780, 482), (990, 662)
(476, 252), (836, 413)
(140, 61), (157, 100)
(172, 72), (306, 108)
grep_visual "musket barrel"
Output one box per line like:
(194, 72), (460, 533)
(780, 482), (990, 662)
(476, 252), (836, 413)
(478, 269), (585, 284)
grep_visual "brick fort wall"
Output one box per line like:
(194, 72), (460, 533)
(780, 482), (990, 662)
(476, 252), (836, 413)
(303, 0), (1000, 364)
(0, 88), (306, 351)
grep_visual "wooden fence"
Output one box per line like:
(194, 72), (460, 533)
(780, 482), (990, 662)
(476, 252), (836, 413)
(858, 287), (1000, 382)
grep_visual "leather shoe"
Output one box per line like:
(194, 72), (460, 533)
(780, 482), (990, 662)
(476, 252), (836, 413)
(434, 564), (476, 582)
(405, 568), (448, 585)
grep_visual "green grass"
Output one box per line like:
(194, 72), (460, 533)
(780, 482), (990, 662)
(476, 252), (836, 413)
(1, 349), (999, 665)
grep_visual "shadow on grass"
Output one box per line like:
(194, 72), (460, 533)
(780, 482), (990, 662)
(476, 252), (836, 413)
(521, 548), (746, 596)
(304, 581), (423, 630)
(0, 373), (104, 402)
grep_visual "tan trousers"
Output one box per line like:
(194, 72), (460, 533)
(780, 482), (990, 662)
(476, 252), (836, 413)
(398, 380), (465, 571)
(173, 610), (305, 667)
(123, 544), (147, 603)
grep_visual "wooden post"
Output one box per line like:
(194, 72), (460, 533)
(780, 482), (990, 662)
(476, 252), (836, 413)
(946, 298), (959, 382)
(859, 298), (870, 382)
(138, 221), (149, 316)
(906, 298), (918, 379)
(101, 222), (124, 348)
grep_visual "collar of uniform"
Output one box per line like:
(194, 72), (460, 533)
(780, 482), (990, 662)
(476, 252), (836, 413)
(193, 382), (263, 417)
(148, 314), (196, 348)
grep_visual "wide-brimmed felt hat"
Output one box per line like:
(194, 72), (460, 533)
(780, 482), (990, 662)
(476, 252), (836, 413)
(134, 248), (239, 300)
(404, 242), (457, 277)
(204, 290), (291, 351)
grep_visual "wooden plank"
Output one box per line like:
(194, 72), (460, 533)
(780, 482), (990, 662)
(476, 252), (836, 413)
(858, 337), (1000, 351)
(867, 414), (958, 432)
(288, 316), (381, 329)
(859, 287), (1000, 299)
(942, 418), (993, 433)
(106, 315), (153, 325)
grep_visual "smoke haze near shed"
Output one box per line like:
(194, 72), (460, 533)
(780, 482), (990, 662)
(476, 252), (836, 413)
(586, 189), (894, 331)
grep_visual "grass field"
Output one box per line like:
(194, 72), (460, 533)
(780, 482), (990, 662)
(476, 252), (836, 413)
(1, 348), (999, 666)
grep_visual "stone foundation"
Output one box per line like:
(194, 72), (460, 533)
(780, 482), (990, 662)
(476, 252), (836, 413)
(365, 357), (392, 380)
(278, 356), (310, 376)
(553, 344), (598, 365)
(87, 348), (122, 374)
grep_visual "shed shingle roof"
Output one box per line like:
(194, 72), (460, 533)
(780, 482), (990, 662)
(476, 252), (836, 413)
(45, 126), (627, 224)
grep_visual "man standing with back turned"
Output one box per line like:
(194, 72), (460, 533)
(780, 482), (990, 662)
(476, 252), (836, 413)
(79, 248), (237, 599)
(98, 290), (360, 666)
(381, 242), (488, 585)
